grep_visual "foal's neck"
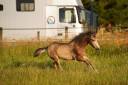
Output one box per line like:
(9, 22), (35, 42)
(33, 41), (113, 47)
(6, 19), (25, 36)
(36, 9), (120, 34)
(69, 38), (89, 47)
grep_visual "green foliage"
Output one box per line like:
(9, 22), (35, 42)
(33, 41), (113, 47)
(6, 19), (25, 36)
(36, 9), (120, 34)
(82, 0), (128, 26)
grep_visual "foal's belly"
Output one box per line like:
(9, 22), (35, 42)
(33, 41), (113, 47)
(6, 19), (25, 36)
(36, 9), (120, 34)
(56, 45), (74, 60)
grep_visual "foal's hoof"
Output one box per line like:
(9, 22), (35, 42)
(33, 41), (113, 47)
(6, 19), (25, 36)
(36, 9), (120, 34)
(54, 67), (63, 72)
(59, 68), (64, 72)
(95, 69), (99, 73)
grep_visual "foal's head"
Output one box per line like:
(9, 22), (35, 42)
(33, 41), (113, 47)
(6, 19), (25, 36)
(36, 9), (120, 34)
(87, 32), (100, 50)
(71, 31), (100, 50)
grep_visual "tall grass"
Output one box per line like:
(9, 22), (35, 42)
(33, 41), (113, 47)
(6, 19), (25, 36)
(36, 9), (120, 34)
(0, 42), (128, 85)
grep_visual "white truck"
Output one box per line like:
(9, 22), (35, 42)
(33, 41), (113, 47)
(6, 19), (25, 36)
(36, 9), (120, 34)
(0, 0), (98, 41)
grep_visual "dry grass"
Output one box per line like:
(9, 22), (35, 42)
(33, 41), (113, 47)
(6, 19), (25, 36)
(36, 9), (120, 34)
(0, 40), (128, 85)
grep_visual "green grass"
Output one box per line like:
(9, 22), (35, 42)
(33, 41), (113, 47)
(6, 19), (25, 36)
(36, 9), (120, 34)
(0, 42), (128, 85)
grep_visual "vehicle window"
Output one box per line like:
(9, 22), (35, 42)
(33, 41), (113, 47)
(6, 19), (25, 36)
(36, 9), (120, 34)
(76, 6), (86, 24)
(16, 0), (35, 11)
(0, 4), (3, 11)
(59, 8), (76, 23)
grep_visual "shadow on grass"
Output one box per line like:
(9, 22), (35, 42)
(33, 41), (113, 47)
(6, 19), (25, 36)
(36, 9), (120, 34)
(3, 60), (54, 70)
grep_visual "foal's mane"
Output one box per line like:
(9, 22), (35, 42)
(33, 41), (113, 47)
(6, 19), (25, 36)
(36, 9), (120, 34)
(70, 31), (94, 44)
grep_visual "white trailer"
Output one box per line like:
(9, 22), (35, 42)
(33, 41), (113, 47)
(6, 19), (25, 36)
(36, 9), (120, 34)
(0, 0), (90, 41)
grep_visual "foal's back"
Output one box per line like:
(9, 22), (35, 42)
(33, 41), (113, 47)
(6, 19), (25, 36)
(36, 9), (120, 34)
(48, 42), (75, 60)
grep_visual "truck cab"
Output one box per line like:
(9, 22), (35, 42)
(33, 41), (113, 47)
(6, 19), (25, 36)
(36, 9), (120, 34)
(46, 0), (98, 39)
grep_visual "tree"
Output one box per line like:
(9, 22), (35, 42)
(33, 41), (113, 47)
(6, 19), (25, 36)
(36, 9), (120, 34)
(82, 0), (128, 26)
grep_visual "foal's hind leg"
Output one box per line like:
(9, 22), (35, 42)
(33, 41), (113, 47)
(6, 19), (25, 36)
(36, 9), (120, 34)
(53, 61), (58, 70)
(52, 56), (63, 71)
(54, 60), (63, 71)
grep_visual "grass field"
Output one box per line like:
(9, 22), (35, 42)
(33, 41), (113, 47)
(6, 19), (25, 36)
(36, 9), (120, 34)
(0, 42), (128, 85)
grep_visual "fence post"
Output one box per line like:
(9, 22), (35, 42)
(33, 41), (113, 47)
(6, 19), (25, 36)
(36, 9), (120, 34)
(37, 31), (40, 41)
(0, 27), (3, 55)
(0, 27), (2, 41)
(65, 27), (68, 40)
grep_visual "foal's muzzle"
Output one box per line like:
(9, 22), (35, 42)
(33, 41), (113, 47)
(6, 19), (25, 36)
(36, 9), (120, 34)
(90, 40), (100, 50)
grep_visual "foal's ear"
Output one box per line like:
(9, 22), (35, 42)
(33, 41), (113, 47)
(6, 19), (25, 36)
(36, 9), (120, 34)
(86, 31), (97, 38)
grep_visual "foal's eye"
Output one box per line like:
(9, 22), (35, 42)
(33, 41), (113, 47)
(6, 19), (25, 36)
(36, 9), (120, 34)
(93, 35), (96, 37)
(90, 36), (95, 41)
(91, 39), (95, 41)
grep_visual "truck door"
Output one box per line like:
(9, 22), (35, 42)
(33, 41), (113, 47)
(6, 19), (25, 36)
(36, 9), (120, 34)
(58, 7), (78, 39)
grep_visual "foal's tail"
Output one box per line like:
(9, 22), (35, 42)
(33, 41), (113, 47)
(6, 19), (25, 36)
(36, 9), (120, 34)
(33, 47), (48, 57)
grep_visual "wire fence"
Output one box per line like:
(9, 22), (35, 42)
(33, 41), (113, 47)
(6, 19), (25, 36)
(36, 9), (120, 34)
(97, 30), (128, 46)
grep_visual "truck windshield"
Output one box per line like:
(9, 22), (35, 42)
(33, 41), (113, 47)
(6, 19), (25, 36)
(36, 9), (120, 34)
(76, 6), (86, 24)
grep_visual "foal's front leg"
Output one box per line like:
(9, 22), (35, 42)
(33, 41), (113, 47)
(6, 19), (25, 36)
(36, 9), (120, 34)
(78, 56), (98, 72)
